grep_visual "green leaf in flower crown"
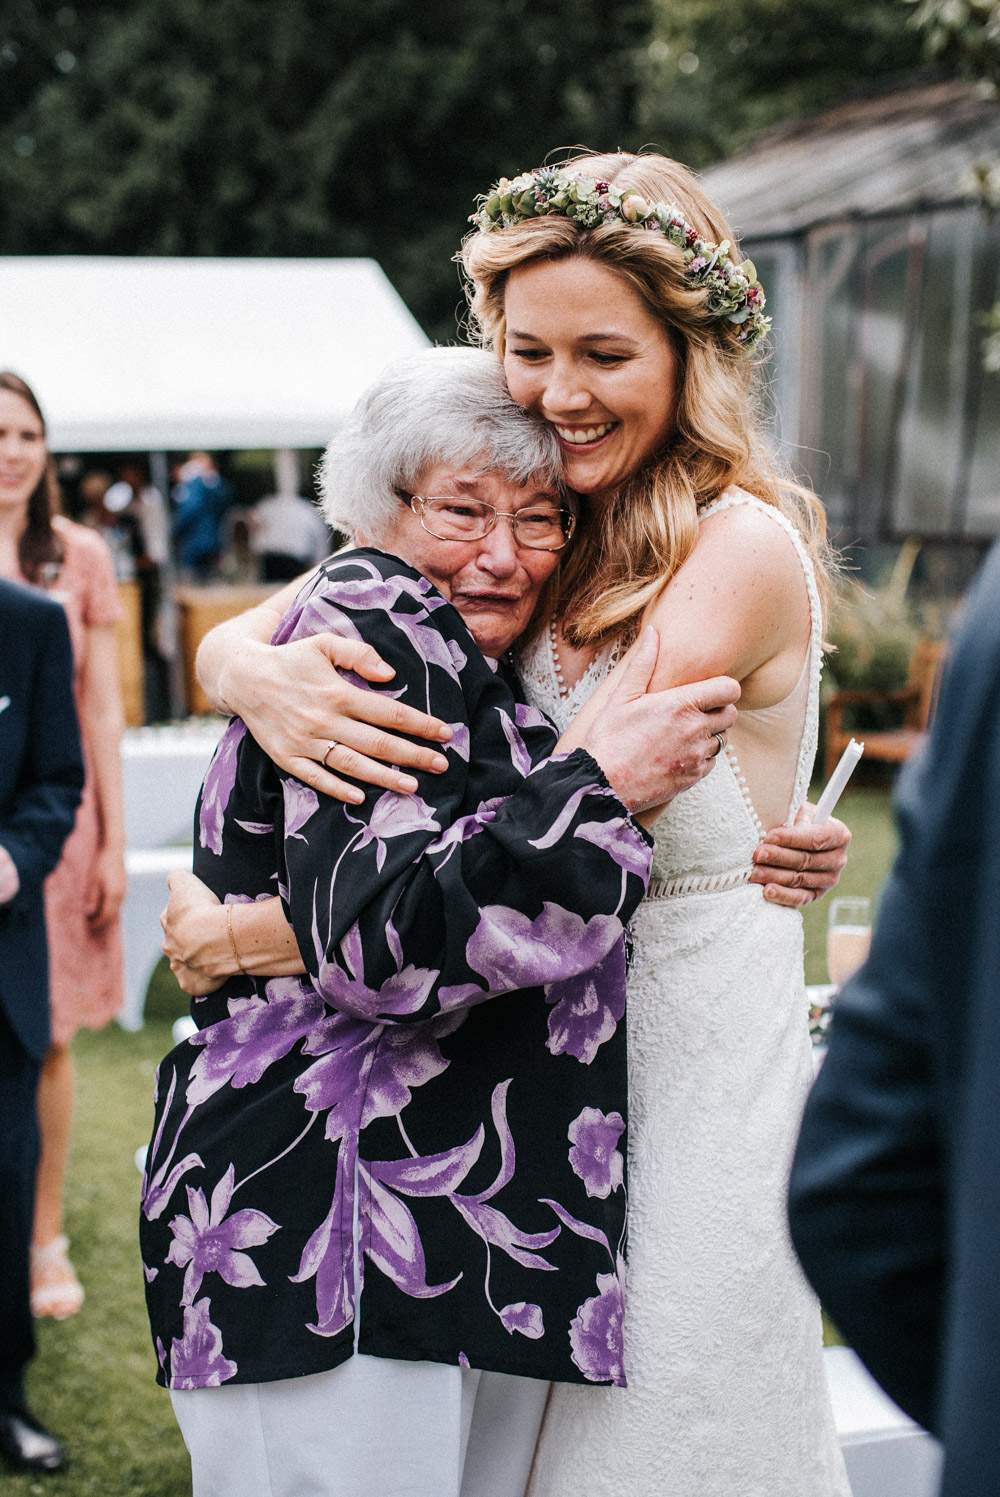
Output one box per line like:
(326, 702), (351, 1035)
(742, 260), (757, 285)
(726, 307), (751, 324)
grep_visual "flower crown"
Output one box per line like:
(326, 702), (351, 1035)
(471, 167), (770, 350)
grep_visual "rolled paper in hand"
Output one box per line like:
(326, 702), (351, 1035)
(813, 738), (864, 823)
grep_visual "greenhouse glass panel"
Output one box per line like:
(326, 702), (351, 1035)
(891, 211), (970, 537)
(962, 215), (1000, 538)
(855, 223), (913, 539)
(745, 241), (803, 450)
(802, 227), (860, 529)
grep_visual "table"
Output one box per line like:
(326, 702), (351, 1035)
(118, 722), (224, 1029)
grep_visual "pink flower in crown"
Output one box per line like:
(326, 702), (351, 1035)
(688, 255), (707, 275)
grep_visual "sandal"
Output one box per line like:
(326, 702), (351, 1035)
(30, 1235), (85, 1320)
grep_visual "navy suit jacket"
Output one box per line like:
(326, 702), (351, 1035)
(0, 578), (84, 1060)
(788, 539), (1000, 1497)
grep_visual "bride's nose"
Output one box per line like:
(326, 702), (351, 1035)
(541, 360), (592, 418)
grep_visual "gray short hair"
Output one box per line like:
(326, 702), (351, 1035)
(320, 347), (563, 540)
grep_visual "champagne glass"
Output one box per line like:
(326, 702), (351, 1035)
(826, 897), (872, 989)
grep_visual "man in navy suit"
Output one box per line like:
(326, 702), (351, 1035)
(0, 578), (84, 1474)
(788, 539), (1000, 1497)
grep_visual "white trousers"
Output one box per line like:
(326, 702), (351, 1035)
(170, 1353), (550, 1497)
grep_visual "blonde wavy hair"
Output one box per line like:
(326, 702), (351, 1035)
(460, 150), (835, 649)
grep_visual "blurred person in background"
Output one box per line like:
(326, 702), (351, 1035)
(249, 485), (332, 582)
(0, 372), (127, 1323)
(0, 578), (84, 1474)
(789, 539), (1000, 1497)
(79, 467), (146, 582)
(106, 463), (173, 721)
(172, 451), (232, 583)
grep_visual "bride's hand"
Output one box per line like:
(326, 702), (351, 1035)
(750, 802), (851, 907)
(215, 633), (453, 803)
(160, 869), (229, 996)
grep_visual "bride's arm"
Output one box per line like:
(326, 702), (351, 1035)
(194, 576), (454, 804)
(559, 505), (850, 905)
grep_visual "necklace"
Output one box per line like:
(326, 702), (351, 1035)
(548, 618), (568, 698)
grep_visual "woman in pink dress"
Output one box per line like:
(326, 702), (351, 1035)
(0, 372), (127, 1320)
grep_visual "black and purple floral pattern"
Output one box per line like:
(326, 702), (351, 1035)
(141, 550), (651, 1391)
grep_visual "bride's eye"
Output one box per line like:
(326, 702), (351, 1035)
(508, 347), (548, 362)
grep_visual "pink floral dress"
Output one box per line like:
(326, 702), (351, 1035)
(37, 516), (124, 1045)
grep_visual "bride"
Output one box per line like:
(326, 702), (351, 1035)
(167, 152), (851, 1495)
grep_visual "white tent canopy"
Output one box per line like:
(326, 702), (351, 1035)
(0, 256), (430, 451)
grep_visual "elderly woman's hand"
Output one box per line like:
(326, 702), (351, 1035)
(215, 633), (454, 804)
(750, 801), (851, 907)
(573, 628), (741, 818)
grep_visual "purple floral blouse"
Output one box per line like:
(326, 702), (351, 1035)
(141, 550), (652, 1392)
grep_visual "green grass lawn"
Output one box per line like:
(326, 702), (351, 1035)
(5, 785), (897, 1491)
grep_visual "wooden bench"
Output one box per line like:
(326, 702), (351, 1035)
(824, 637), (946, 780)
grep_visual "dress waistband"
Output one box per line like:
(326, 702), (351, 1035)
(644, 866), (753, 901)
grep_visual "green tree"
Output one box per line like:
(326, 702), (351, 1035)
(0, 0), (972, 341)
(636, 0), (926, 166)
(905, 0), (1000, 87)
(904, 0), (1000, 366)
(0, 0), (652, 339)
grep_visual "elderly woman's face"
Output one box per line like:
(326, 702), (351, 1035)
(379, 464), (563, 658)
(503, 257), (679, 503)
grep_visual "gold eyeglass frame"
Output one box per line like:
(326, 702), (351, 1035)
(405, 494), (576, 551)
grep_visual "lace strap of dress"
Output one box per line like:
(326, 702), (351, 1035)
(697, 489), (824, 821)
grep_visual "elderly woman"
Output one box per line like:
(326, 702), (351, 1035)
(142, 348), (737, 1497)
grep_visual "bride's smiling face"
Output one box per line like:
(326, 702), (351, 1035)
(502, 257), (680, 503)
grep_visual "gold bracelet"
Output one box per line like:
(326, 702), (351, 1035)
(226, 902), (249, 977)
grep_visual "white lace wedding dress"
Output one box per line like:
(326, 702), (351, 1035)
(518, 493), (850, 1497)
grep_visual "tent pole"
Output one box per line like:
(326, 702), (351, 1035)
(274, 447), (299, 497)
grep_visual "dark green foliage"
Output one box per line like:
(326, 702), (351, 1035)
(905, 0), (1000, 90)
(0, 0), (653, 340)
(0, 0), (955, 340)
(639, 0), (927, 165)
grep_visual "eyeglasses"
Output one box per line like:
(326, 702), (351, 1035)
(405, 494), (576, 551)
